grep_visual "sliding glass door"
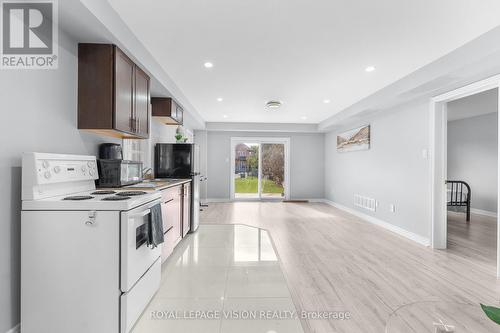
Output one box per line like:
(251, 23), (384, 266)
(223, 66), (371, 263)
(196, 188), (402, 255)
(233, 142), (260, 199)
(261, 143), (285, 198)
(231, 138), (289, 200)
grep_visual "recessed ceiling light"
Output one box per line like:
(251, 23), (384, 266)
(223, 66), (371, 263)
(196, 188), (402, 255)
(217, 97), (223, 102)
(365, 66), (376, 72)
(223, 114), (228, 118)
(323, 99), (331, 104)
(266, 100), (282, 109)
(204, 62), (213, 68)
(301, 116), (308, 120)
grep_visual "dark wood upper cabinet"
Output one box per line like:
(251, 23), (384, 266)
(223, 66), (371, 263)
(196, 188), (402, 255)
(134, 66), (150, 137)
(114, 47), (135, 134)
(151, 97), (183, 125)
(78, 44), (150, 139)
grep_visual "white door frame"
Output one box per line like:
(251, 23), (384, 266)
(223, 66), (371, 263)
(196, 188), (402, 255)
(230, 137), (291, 201)
(430, 74), (500, 276)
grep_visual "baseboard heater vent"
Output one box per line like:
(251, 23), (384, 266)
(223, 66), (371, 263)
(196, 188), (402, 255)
(354, 195), (376, 212)
(283, 200), (309, 203)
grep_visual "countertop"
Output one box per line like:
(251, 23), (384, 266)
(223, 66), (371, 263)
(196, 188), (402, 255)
(123, 178), (191, 191)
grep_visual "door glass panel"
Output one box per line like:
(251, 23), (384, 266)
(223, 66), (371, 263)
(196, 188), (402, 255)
(261, 143), (285, 198)
(234, 143), (259, 199)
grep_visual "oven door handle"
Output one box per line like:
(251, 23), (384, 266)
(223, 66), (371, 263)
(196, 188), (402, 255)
(131, 209), (151, 218)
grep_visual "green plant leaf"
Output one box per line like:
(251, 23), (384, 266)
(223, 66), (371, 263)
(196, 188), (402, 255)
(480, 303), (500, 325)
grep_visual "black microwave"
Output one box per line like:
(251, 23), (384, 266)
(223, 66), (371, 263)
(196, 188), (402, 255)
(96, 160), (143, 188)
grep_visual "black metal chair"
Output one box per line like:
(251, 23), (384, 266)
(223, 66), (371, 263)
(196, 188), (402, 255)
(446, 180), (471, 222)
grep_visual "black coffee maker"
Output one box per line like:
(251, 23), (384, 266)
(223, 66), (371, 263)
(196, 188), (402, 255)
(99, 143), (123, 160)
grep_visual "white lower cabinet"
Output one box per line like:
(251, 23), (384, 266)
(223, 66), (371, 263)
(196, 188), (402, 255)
(120, 258), (161, 333)
(160, 185), (182, 262)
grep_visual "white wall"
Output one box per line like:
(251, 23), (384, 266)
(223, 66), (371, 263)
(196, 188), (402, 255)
(0, 30), (121, 332)
(447, 112), (498, 213)
(206, 131), (325, 200)
(324, 101), (431, 240)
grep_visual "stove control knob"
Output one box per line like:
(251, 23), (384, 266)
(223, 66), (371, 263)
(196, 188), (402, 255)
(42, 160), (49, 169)
(89, 170), (95, 177)
(87, 161), (93, 168)
(53, 166), (61, 174)
(44, 171), (51, 179)
(81, 166), (87, 172)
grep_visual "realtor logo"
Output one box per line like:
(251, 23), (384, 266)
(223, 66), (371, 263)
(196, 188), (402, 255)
(1, 0), (58, 69)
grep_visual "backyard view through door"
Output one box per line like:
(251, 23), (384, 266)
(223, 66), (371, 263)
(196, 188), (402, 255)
(232, 139), (287, 200)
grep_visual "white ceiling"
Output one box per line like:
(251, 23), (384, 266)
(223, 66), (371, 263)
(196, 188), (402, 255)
(108, 0), (500, 124)
(447, 88), (498, 122)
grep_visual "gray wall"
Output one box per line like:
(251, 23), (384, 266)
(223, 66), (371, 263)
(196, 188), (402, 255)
(447, 112), (498, 212)
(194, 130), (208, 201)
(0, 30), (121, 332)
(206, 131), (325, 200)
(324, 101), (431, 239)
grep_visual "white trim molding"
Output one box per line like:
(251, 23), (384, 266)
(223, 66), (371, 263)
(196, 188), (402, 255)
(206, 198), (325, 203)
(230, 137), (291, 201)
(205, 198), (232, 203)
(429, 74), (500, 277)
(5, 324), (20, 333)
(324, 200), (430, 247)
(470, 208), (498, 218)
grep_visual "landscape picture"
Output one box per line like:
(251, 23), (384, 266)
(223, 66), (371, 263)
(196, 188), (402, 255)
(337, 125), (370, 152)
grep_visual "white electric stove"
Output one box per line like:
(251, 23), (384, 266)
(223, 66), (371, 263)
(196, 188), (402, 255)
(21, 153), (162, 333)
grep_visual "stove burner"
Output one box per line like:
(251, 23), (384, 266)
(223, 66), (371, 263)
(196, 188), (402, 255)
(63, 196), (94, 201)
(91, 190), (116, 195)
(116, 191), (147, 197)
(102, 196), (130, 201)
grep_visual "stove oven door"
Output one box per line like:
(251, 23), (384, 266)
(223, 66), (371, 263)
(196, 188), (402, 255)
(120, 199), (162, 292)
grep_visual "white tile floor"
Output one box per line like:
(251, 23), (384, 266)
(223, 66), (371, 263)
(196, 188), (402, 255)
(132, 224), (304, 333)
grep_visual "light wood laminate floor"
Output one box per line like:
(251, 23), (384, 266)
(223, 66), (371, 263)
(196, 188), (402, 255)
(200, 202), (500, 333)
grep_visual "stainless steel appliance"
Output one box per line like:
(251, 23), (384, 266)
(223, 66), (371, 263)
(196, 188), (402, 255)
(21, 153), (162, 333)
(154, 143), (200, 232)
(96, 159), (143, 187)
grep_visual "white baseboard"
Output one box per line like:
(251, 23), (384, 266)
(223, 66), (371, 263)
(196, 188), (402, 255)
(323, 200), (430, 247)
(290, 198), (325, 203)
(5, 324), (19, 333)
(470, 208), (497, 218)
(205, 198), (325, 203)
(205, 198), (231, 203)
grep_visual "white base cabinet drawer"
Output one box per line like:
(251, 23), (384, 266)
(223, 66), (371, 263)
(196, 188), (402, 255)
(120, 258), (161, 333)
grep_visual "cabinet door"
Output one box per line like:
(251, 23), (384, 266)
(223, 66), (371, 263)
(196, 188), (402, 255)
(160, 187), (182, 262)
(182, 183), (191, 237)
(173, 186), (183, 241)
(114, 48), (134, 134)
(175, 103), (183, 125)
(134, 65), (150, 138)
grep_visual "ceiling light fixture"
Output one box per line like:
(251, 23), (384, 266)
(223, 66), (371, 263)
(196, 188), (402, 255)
(301, 116), (308, 120)
(204, 62), (214, 68)
(217, 97), (223, 102)
(265, 100), (282, 109)
(323, 99), (331, 104)
(223, 114), (228, 119)
(365, 66), (376, 72)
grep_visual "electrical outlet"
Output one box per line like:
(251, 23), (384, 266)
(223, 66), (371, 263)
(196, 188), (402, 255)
(390, 204), (396, 213)
(422, 148), (428, 159)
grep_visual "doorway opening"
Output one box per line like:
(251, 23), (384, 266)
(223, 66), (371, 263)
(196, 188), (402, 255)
(230, 137), (290, 201)
(446, 88), (498, 270)
(431, 76), (500, 276)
